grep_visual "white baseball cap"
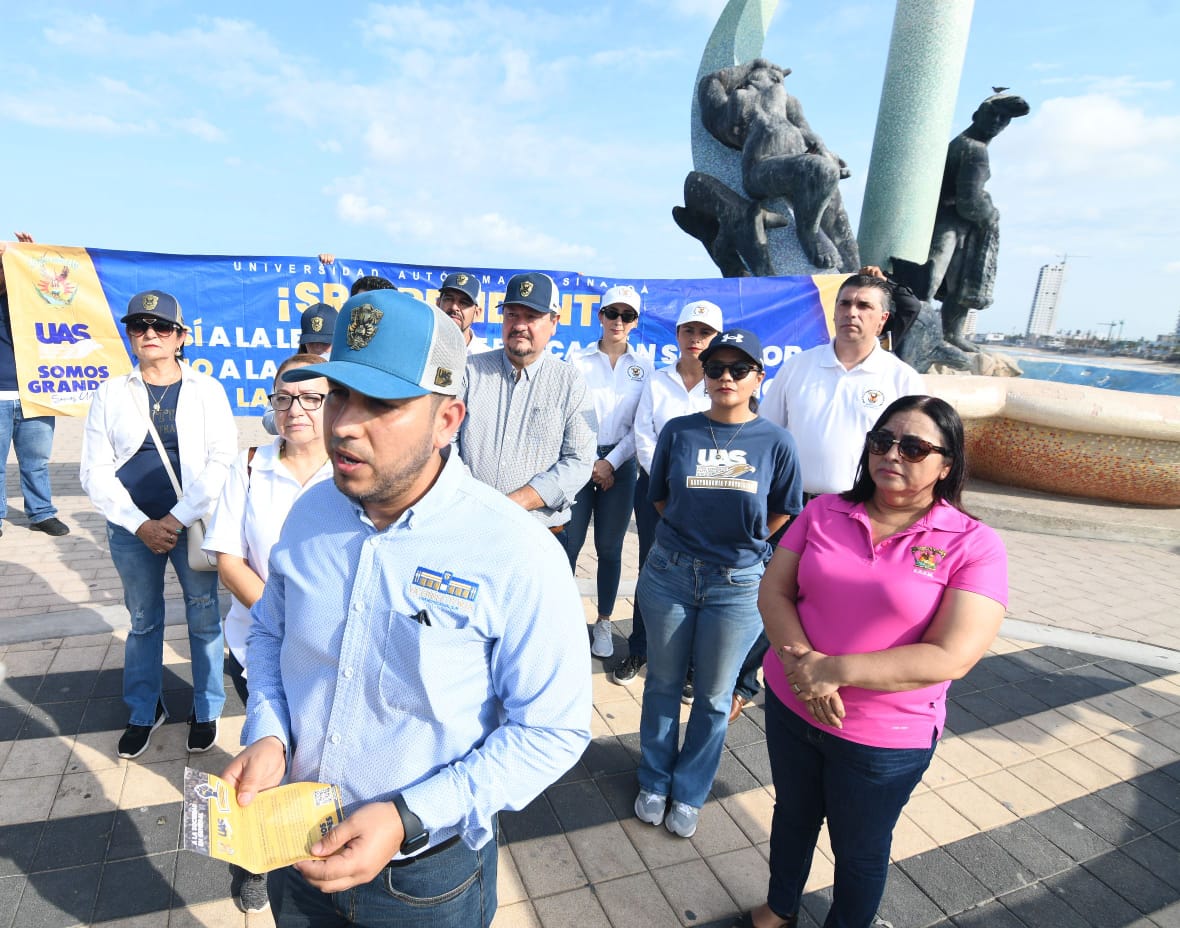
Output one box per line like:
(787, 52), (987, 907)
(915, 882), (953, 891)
(600, 285), (641, 313)
(675, 299), (723, 333)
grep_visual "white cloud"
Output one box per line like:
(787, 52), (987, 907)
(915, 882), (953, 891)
(174, 116), (225, 142)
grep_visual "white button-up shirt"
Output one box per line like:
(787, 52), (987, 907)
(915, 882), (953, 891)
(569, 342), (653, 469)
(632, 364), (710, 474)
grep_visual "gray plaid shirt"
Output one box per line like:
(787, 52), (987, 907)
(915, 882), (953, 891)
(458, 349), (597, 528)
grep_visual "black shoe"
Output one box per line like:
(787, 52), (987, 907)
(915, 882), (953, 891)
(187, 716), (219, 753)
(611, 653), (646, 685)
(118, 701), (167, 759)
(30, 517), (69, 536)
(681, 681), (695, 705)
(239, 872), (270, 913)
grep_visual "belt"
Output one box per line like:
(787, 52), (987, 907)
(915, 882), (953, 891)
(386, 834), (462, 868)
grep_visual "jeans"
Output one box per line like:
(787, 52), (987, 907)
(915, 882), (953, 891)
(564, 453), (637, 617)
(734, 632), (769, 700)
(627, 469), (660, 660)
(107, 522), (225, 726)
(764, 687), (935, 928)
(0, 399), (56, 522)
(268, 821), (499, 928)
(636, 542), (765, 809)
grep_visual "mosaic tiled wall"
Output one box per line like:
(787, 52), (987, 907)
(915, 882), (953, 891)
(964, 418), (1180, 506)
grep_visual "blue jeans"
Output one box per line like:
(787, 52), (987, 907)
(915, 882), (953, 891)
(764, 687), (935, 928)
(565, 453), (637, 617)
(0, 399), (56, 522)
(107, 522), (225, 725)
(636, 543), (765, 809)
(627, 469), (660, 660)
(268, 823), (499, 927)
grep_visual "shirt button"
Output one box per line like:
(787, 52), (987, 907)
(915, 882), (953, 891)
(343, 668), (354, 679)
(330, 733), (341, 745)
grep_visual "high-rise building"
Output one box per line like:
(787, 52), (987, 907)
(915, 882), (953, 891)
(1026, 262), (1067, 337)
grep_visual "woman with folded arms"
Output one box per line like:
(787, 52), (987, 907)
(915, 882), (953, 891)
(744, 395), (1007, 928)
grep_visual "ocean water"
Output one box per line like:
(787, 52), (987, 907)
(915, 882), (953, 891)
(1012, 357), (1180, 397)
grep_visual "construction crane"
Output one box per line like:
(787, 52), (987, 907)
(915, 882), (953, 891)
(1097, 320), (1125, 341)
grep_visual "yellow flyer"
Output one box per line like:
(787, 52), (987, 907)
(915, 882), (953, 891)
(182, 767), (344, 875)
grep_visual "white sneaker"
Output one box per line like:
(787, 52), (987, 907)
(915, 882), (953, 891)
(664, 801), (699, 838)
(590, 619), (615, 658)
(634, 789), (667, 826)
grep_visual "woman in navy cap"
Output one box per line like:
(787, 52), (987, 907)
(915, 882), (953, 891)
(633, 327), (802, 839)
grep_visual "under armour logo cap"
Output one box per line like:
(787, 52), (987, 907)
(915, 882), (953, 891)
(699, 327), (764, 368)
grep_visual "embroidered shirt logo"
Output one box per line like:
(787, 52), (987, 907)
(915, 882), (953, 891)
(911, 546), (947, 574)
(412, 566), (480, 603)
(627, 365), (645, 380)
(862, 388), (885, 408)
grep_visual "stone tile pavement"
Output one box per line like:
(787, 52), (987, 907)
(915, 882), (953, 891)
(2, 417), (1180, 927)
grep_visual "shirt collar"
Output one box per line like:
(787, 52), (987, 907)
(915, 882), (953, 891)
(832, 495), (974, 534)
(820, 340), (889, 372)
(349, 446), (464, 532)
(498, 347), (551, 382)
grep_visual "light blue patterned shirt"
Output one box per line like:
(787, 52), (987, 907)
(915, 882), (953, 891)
(243, 449), (592, 853)
(458, 349), (597, 528)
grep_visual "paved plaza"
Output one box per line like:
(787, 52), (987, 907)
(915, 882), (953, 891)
(2, 417), (1179, 927)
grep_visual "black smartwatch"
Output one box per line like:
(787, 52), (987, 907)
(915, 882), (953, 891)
(392, 794), (429, 855)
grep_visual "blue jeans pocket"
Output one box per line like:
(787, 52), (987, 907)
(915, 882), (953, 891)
(725, 561), (764, 587)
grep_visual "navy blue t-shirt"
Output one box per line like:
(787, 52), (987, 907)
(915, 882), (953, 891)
(649, 413), (803, 568)
(0, 293), (18, 393)
(116, 383), (182, 520)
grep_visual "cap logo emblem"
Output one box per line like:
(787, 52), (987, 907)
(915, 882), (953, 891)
(519, 281), (534, 298)
(722, 332), (744, 343)
(346, 304), (384, 350)
(434, 367), (453, 388)
(311, 316), (324, 333)
(692, 305), (706, 315)
(142, 294), (159, 312)
(455, 274), (468, 285)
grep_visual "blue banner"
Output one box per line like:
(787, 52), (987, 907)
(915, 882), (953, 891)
(75, 250), (840, 415)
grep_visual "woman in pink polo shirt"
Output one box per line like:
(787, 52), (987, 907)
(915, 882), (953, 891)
(744, 395), (1008, 928)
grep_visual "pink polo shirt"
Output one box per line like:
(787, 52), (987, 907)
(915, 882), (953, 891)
(763, 495), (1008, 749)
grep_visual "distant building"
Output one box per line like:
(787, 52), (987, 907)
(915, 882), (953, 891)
(1026, 262), (1067, 337)
(963, 309), (978, 338)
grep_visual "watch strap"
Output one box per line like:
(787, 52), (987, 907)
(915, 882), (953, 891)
(392, 793), (429, 854)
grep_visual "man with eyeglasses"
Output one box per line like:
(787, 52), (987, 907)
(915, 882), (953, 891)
(732, 272), (923, 725)
(457, 272), (596, 554)
(437, 271), (492, 354)
(0, 232), (69, 538)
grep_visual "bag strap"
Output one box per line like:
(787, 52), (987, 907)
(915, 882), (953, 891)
(129, 377), (183, 499)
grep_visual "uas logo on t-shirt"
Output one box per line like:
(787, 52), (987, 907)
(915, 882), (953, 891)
(687, 449), (758, 493)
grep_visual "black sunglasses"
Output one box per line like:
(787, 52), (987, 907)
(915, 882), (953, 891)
(601, 308), (639, 323)
(269, 392), (327, 411)
(126, 317), (181, 337)
(703, 361), (759, 380)
(866, 430), (949, 463)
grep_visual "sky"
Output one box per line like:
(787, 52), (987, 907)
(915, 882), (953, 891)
(2, 0), (1178, 341)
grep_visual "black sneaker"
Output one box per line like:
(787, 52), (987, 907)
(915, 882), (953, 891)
(611, 653), (646, 686)
(118, 701), (167, 759)
(187, 716), (219, 753)
(239, 872), (270, 913)
(30, 517), (69, 536)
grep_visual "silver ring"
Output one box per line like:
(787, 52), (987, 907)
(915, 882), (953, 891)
(792, 683), (801, 694)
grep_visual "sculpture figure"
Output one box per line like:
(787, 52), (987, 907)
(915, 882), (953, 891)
(684, 58), (859, 274)
(915, 92), (1030, 352)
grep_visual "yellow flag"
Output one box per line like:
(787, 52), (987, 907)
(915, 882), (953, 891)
(2, 243), (132, 417)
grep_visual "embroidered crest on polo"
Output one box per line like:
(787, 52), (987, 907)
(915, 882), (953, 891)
(627, 365), (645, 380)
(862, 388), (885, 407)
(519, 280), (534, 298)
(346, 304), (383, 350)
(412, 566), (480, 604)
(911, 546), (947, 573)
(142, 294), (159, 312)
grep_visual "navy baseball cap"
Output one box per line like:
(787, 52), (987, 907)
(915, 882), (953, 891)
(284, 290), (466, 400)
(439, 271), (481, 304)
(300, 303), (338, 342)
(500, 272), (560, 315)
(699, 328), (765, 368)
(121, 290), (186, 328)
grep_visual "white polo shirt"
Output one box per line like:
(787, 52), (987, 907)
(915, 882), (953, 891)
(633, 365), (711, 474)
(570, 342), (653, 469)
(760, 342), (925, 495)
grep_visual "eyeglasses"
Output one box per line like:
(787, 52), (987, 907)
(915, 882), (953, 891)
(601, 308), (639, 323)
(703, 361), (759, 380)
(269, 392), (327, 411)
(126, 317), (181, 337)
(865, 430), (949, 463)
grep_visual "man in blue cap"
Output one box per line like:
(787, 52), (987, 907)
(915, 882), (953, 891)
(222, 289), (591, 926)
(436, 270), (491, 354)
(458, 271), (596, 553)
